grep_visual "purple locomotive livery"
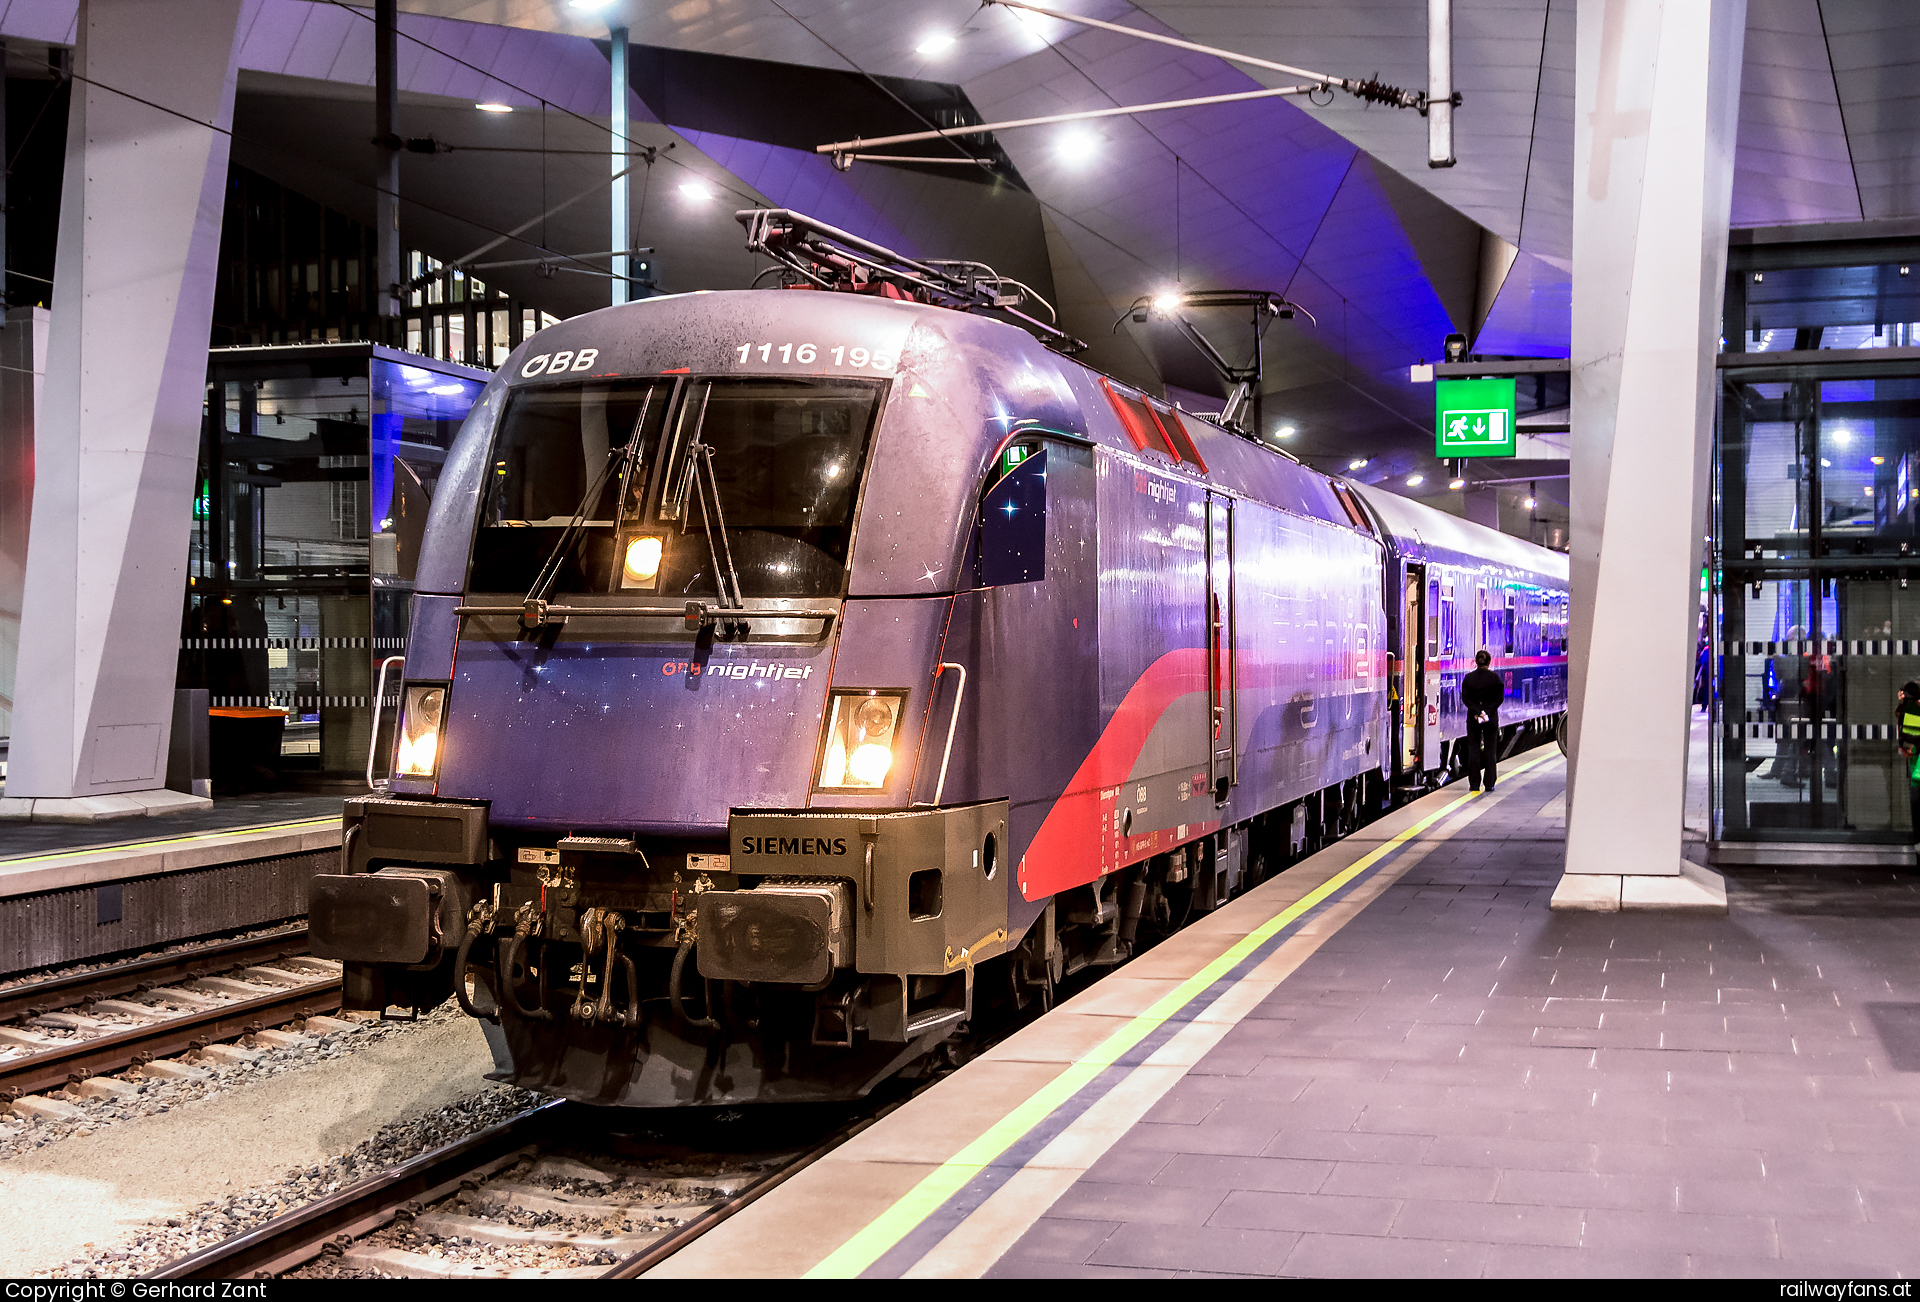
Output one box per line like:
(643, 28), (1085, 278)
(310, 231), (1568, 1108)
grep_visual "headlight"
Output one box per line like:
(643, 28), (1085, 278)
(621, 534), (663, 588)
(397, 684), (449, 778)
(815, 690), (906, 791)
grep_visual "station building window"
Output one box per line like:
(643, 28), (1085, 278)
(180, 347), (486, 783)
(1712, 232), (1920, 848)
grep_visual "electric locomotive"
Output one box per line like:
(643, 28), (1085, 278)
(309, 213), (1568, 1107)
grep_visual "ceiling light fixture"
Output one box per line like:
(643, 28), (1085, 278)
(1406, 474), (1424, 488)
(568, 0), (613, 10)
(679, 180), (714, 201)
(916, 32), (956, 55)
(1872, 456), (1886, 465)
(476, 102), (512, 113)
(1274, 424), (1296, 440)
(1151, 291), (1185, 314)
(1348, 458), (1368, 470)
(1449, 477), (1465, 490)
(1056, 127), (1099, 163)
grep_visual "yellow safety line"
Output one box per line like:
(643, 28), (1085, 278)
(0, 816), (340, 867)
(806, 751), (1562, 1279)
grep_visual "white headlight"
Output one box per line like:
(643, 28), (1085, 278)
(622, 535), (662, 587)
(397, 685), (448, 778)
(815, 690), (906, 791)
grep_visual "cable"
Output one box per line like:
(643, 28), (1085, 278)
(765, 0), (1011, 178)
(54, 63), (613, 280)
(317, 0), (768, 213)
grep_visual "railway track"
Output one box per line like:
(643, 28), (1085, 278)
(0, 926), (343, 1108)
(148, 1090), (916, 1279)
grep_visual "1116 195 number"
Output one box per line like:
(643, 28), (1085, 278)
(734, 342), (894, 371)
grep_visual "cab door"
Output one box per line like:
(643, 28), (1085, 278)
(1206, 493), (1236, 802)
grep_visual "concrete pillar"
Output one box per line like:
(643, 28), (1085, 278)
(0, 0), (250, 822)
(1552, 0), (1745, 912)
(0, 309), (49, 747)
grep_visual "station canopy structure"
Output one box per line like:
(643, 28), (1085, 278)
(0, 0), (1912, 517)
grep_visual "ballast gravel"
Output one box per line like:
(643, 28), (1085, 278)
(0, 1005), (455, 1160)
(46, 1084), (544, 1279)
(0, 1003), (518, 1278)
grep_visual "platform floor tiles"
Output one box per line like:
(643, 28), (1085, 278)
(0, 792), (341, 862)
(667, 752), (1920, 1279)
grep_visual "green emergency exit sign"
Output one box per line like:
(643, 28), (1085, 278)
(1435, 377), (1517, 458)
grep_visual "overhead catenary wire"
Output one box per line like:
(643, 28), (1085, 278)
(317, 0), (767, 214)
(48, 64), (621, 284)
(983, 0), (1424, 109)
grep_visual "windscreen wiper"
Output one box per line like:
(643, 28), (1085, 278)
(685, 439), (749, 638)
(520, 396), (652, 630)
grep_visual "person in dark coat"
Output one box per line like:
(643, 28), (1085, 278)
(1461, 648), (1506, 792)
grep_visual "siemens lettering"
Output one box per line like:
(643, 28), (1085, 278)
(738, 836), (849, 856)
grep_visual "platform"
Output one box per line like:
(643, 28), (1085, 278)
(0, 793), (343, 976)
(655, 751), (1920, 1279)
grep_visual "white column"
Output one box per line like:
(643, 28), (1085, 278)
(0, 0), (250, 821)
(1553, 0), (1746, 911)
(610, 25), (631, 307)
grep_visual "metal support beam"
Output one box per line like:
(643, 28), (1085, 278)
(609, 25), (630, 306)
(374, 0), (400, 323)
(1428, 0), (1455, 167)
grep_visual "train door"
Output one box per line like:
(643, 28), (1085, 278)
(1402, 563), (1424, 772)
(1426, 575), (1448, 766)
(1206, 493), (1237, 802)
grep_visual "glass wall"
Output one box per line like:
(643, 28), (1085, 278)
(181, 344), (485, 782)
(1714, 239), (1920, 844)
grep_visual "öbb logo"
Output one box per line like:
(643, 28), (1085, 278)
(520, 349), (599, 377)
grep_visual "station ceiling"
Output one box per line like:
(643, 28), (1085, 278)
(3, 0), (1916, 534)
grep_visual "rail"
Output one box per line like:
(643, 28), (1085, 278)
(0, 930), (339, 1101)
(0, 926), (311, 1024)
(146, 1101), (569, 1279)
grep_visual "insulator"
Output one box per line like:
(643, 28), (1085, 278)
(1348, 78), (1415, 108)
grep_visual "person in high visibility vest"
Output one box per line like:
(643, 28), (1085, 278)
(1898, 681), (1920, 843)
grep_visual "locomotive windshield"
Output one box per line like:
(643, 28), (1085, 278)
(469, 376), (883, 600)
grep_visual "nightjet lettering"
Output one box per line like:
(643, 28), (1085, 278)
(660, 662), (814, 679)
(738, 836), (849, 856)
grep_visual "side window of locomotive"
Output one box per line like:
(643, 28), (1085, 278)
(469, 380), (671, 594)
(979, 442), (1047, 586)
(649, 377), (884, 600)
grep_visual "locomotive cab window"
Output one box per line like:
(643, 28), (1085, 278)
(468, 376), (883, 600)
(470, 379), (673, 595)
(651, 378), (883, 600)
